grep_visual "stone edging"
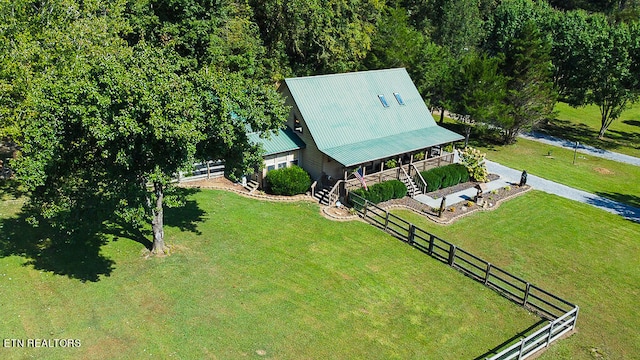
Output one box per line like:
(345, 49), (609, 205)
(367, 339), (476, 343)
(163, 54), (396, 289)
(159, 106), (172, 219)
(180, 183), (531, 225)
(179, 183), (317, 203)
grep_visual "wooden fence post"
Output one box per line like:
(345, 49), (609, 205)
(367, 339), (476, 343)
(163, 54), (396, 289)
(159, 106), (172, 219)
(408, 224), (415, 245)
(517, 337), (526, 360)
(523, 283), (531, 306)
(484, 263), (492, 285)
(363, 200), (369, 219)
(384, 211), (390, 230)
(428, 235), (435, 255)
(448, 244), (456, 266)
(571, 307), (579, 331)
(546, 320), (554, 347)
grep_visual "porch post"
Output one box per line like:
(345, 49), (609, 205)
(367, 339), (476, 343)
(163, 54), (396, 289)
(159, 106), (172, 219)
(410, 154), (413, 164)
(362, 166), (366, 177)
(344, 170), (347, 181)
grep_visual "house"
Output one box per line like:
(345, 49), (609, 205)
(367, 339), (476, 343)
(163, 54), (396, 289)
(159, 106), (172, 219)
(251, 68), (464, 202)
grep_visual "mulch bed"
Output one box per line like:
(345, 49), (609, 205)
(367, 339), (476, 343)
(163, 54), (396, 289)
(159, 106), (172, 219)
(383, 183), (531, 224)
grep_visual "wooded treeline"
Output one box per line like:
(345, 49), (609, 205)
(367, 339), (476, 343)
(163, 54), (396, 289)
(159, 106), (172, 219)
(1, 0), (638, 251)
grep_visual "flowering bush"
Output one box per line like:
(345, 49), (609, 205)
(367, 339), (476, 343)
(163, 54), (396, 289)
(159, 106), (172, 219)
(458, 147), (489, 182)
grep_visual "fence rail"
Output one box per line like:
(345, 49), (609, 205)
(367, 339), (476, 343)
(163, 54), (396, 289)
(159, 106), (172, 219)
(349, 193), (578, 360)
(174, 160), (225, 183)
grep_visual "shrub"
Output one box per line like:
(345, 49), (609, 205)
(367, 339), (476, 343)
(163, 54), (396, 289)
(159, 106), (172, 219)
(388, 180), (407, 199)
(264, 165), (311, 196)
(421, 163), (471, 192)
(458, 147), (489, 182)
(422, 170), (442, 192)
(348, 180), (406, 205)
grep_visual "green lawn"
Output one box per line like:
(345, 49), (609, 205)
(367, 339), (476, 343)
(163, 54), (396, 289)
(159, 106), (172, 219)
(392, 191), (640, 360)
(477, 138), (640, 208)
(0, 189), (538, 359)
(541, 102), (640, 158)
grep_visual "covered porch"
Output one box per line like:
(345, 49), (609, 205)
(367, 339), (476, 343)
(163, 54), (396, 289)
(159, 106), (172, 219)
(312, 146), (457, 206)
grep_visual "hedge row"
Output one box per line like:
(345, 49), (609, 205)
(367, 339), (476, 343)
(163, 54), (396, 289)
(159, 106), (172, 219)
(264, 165), (311, 195)
(419, 163), (470, 192)
(350, 179), (407, 205)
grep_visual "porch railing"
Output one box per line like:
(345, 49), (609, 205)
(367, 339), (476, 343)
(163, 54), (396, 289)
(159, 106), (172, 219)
(344, 152), (454, 192)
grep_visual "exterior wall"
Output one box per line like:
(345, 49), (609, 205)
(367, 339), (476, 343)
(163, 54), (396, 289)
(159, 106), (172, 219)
(280, 83), (325, 181)
(321, 154), (346, 180)
(259, 151), (300, 187)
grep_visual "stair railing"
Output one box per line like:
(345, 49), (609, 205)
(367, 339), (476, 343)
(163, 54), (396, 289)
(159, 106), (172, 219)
(410, 163), (427, 195)
(327, 180), (344, 206)
(399, 166), (417, 197)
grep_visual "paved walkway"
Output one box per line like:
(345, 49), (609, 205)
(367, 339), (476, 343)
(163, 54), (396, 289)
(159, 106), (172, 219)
(414, 160), (640, 223)
(521, 132), (640, 166)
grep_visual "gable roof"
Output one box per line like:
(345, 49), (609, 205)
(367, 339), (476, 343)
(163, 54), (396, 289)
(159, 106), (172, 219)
(248, 127), (305, 156)
(283, 68), (463, 167)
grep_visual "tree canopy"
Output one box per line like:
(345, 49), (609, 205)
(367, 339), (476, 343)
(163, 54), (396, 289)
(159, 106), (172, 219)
(2, 0), (639, 257)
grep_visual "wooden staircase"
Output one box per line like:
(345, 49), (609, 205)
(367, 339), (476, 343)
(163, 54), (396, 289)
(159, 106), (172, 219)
(313, 186), (332, 205)
(244, 179), (260, 193)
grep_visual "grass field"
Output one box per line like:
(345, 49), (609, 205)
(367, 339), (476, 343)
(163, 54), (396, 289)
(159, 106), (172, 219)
(392, 191), (640, 360)
(544, 102), (640, 158)
(0, 189), (539, 359)
(476, 137), (640, 208)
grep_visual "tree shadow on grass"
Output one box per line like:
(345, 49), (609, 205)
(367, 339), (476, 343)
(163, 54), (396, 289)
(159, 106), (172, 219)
(588, 192), (640, 224)
(540, 118), (640, 153)
(622, 119), (640, 128)
(0, 187), (207, 282)
(164, 197), (205, 235)
(0, 211), (115, 282)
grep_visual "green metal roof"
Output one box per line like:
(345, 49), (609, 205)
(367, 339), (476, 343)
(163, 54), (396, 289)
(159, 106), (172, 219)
(284, 68), (463, 166)
(248, 127), (305, 156)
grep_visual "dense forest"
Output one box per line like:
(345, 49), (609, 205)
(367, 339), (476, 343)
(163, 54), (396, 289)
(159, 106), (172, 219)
(1, 0), (639, 251)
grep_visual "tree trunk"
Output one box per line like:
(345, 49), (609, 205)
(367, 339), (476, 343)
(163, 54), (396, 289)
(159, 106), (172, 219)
(439, 108), (445, 125)
(151, 181), (166, 254)
(598, 112), (609, 139)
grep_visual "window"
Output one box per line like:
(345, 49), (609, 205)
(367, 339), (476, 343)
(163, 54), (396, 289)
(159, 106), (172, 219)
(267, 165), (275, 172)
(278, 162), (286, 169)
(294, 118), (303, 133)
(290, 159), (298, 166)
(393, 92), (405, 105)
(378, 94), (390, 108)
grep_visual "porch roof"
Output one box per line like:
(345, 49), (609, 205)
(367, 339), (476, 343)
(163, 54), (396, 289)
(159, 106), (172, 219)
(248, 127), (306, 156)
(325, 126), (463, 167)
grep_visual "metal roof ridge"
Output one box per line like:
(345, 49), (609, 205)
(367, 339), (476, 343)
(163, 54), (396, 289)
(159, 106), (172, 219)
(284, 68), (407, 82)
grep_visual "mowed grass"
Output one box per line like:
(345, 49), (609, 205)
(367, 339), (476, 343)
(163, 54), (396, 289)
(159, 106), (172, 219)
(543, 102), (640, 158)
(393, 191), (640, 360)
(478, 137), (640, 208)
(0, 189), (539, 359)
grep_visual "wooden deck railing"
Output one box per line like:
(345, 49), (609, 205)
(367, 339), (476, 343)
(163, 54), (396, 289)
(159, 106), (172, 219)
(344, 152), (454, 192)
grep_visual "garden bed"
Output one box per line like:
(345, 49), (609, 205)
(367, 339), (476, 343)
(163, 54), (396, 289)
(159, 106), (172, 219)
(383, 182), (531, 224)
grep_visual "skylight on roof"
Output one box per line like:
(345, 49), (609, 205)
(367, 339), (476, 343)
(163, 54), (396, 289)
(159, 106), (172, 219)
(393, 92), (405, 105)
(378, 94), (390, 108)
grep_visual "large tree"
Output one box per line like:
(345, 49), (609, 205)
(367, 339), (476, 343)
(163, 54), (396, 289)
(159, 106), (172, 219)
(249, 0), (385, 75)
(448, 52), (508, 146)
(483, 0), (556, 144)
(552, 12), (639, 138)
(9, 0), (288, 254)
